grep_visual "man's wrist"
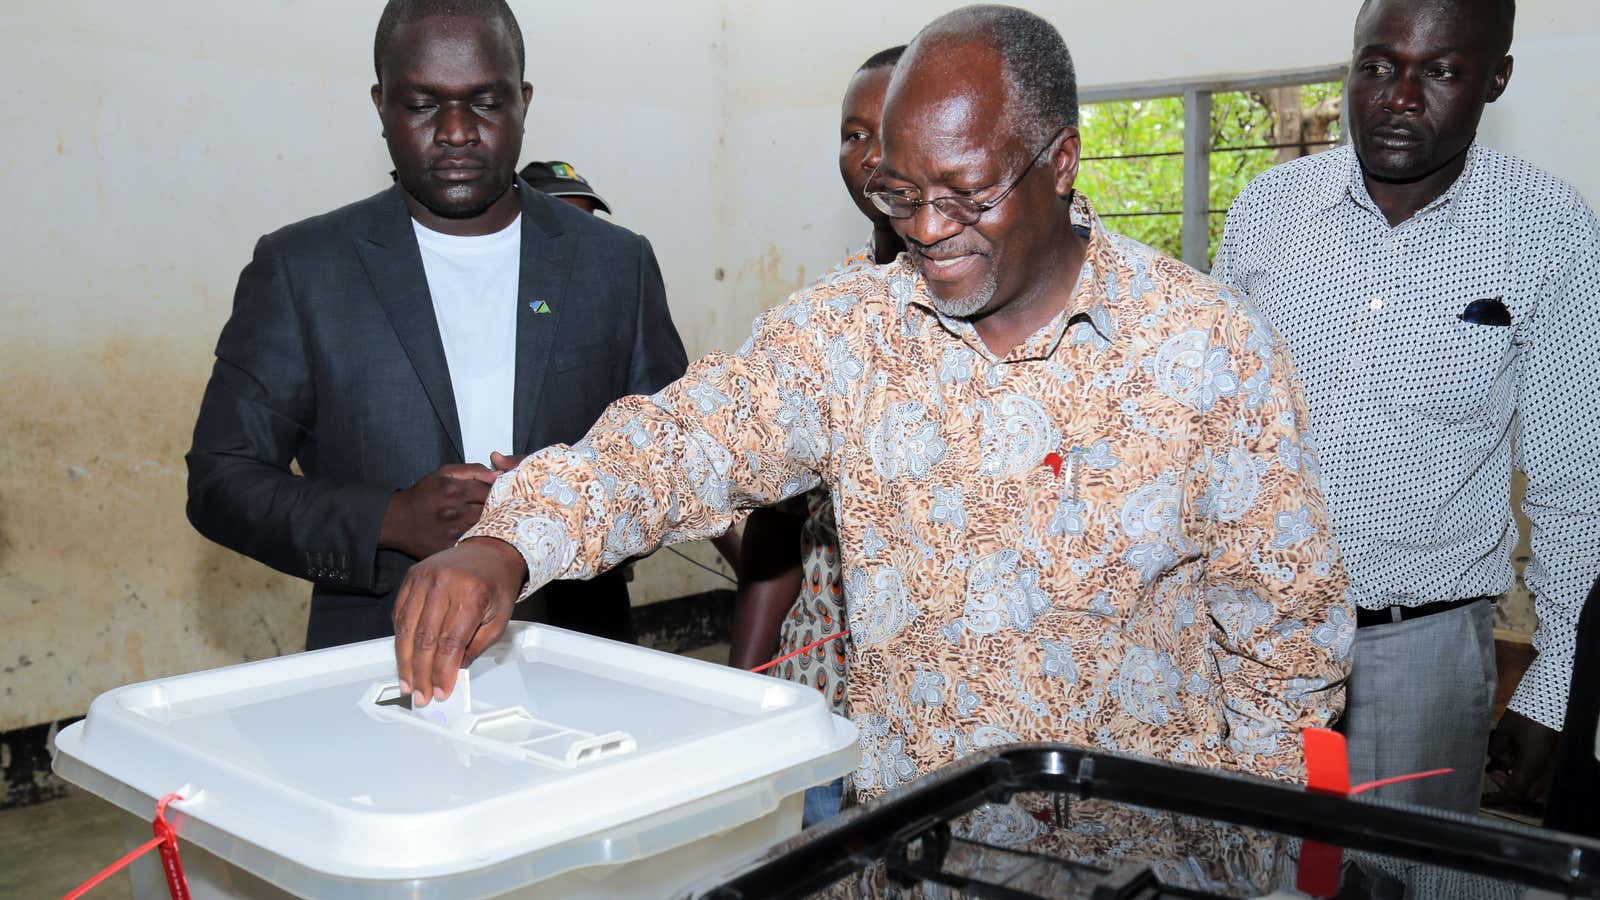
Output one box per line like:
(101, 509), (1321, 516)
(461, 536), (529, 597)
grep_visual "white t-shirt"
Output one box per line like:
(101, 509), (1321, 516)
(412, 215), (520, 468)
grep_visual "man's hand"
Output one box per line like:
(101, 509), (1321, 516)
(378, 463), (498, 559)
(393, 537), (526, 705)
(1483, 710), (1561, 813)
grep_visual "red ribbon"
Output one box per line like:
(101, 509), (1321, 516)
(62, 792), (190, 900)
(748, 629), (850, 674)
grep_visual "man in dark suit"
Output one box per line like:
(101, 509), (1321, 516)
(185, 0), (686, 651)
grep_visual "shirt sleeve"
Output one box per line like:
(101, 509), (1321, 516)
(185, 234), (394, 590)
(1509, 192), (1600, 730)
(1208, 181), (1254, 293)
(463, 293), (835, 597)
(1190, 287), (1354, 782)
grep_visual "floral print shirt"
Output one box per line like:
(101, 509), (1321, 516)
(762, 240), (880, 717)
(468, 195), (1352, 799)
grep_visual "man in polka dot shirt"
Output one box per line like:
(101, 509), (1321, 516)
(1214, 0), (1600, 814)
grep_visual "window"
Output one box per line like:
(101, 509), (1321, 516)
(1075, 69), (1345, 270)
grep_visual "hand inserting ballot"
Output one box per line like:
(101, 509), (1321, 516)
(392, 537), (526, 706)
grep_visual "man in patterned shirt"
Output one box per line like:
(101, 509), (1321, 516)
(1214, 0), (1600, 815)
(393, 4), (1351, 819)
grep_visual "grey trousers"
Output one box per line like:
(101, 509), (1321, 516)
(1341, 598), (1497, 813)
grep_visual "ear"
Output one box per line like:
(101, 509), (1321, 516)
(1486, 55), (1513, 103)
(1051, 127), (1082, 198)
(520, 82), (534, 118)
(371, 83), (384, 116)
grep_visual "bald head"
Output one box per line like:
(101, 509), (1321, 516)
(900, 5), (1077, 148)
(872, 6), (1085, 329)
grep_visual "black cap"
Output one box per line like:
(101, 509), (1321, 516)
(519, 160), (612, 214)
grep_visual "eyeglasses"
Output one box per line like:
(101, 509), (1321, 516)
(865, 126), (1068, 226)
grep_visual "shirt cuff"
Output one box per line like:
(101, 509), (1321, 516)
(1507, 644), (1574, 732)
(463, 509), (579, 603)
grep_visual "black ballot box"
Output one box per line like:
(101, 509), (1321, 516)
(705, 743), (1600, 900)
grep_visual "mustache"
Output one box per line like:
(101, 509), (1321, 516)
(908, 238), (990, 260)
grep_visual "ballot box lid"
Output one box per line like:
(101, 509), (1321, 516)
(53, 622), (859, 896)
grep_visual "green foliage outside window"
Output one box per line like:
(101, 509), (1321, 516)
(1076, 96), (1186, 258)
(1076, 82), (1343, 266)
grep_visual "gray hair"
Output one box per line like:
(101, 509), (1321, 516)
(910, 5), (1079, 147)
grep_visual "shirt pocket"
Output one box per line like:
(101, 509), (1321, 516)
(1006, 456), (1111, 615)
(1399, 315), (1517, 425)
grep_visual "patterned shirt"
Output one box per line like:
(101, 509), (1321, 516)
(468, 195), (1352, 797)
(1213, 143), (1600, 730)
(766, 242), (877, 717)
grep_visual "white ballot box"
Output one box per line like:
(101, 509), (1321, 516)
(53, 622), (859, 899)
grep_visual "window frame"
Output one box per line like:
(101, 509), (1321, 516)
(1080, 65), (1348, 270)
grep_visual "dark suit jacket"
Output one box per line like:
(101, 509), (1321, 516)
(186, 181), (687, 649)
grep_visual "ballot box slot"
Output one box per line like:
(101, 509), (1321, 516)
(372, 685), (412, 709)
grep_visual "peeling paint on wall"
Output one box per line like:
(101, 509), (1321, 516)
(0, 336), (310, 731)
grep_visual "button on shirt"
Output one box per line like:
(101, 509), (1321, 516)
(467, 195), (1351, 792)
(1212, 143), (1600, 729)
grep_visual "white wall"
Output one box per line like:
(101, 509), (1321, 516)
(2, 0), (1595, 730)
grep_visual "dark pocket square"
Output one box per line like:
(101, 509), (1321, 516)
(1459, 297), (1512, 326)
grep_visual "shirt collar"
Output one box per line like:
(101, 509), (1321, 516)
(902, 192), (1119, 364)
(1313, 145), (1361, 212)
(1320, 140), (1492, 233)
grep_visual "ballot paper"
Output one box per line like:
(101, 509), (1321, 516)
(413, 669), (471, 728)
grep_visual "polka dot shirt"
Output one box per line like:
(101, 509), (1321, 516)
(1212, 142), (1600, 730)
